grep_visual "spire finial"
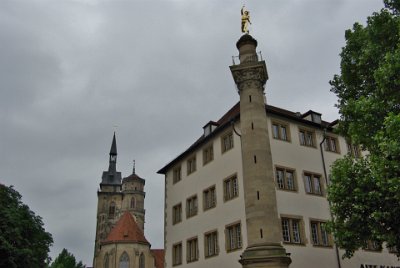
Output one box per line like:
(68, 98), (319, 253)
(133, 160), (136, 174)
(110, 132), (117, 155)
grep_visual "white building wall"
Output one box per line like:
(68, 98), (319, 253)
(164, 125), (247, 268)
(164, 114), (400, 268)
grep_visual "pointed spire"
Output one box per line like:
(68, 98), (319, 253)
(110, 132), (117, 155)
(133, 160), (136, 174)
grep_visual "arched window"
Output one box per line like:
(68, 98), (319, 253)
(104, 253), (109, 268)
(139, 253), (145, 268)
(119, 252), (129, 268)
(130, 197), (136, 209)
(109, 202), (115, 219)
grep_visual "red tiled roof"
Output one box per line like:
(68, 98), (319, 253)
(151, 249), (164, 268)
(102, 211), (149, 245)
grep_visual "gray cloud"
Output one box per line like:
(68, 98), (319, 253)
(0, 0), (383, 265)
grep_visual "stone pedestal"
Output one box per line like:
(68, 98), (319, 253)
(240, 243), (291, 268)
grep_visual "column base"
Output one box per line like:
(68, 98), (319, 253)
(239, 243), (292, 268)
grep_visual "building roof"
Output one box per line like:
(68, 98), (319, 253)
(102, 211), (149, 245)
(151, 249), (165, 268)
(110, 132), (117, 155)
(157, 102), (337, 174)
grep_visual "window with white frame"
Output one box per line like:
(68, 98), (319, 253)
(203, 186), (216, 210)
(221, 132), (234, 153)
(304, 172), (323, 196)
(224, 176), (238, 201)
(172, 203), (182, 224)
(272, 122), (290, 141)
(186, 237), (198, 263)
(205, 231), (219, 257)
(281, 217), (303, 244)
(310, 221), (331, 247)
(172, 242), (182, 266)
(186, 195), (198, 218)
(276, 167), (296, 191)
(226, 222), (242, 251)
(299, 129), (315, 147)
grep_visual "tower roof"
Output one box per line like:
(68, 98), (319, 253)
(110, 132), (117, 155)
(236, 34), (258, 49)
(102, 211), (149, 245)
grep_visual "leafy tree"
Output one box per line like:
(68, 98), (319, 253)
(50, 248), (85, 268)
(0, 184), (53, 267)
(328, 0), (400, 258)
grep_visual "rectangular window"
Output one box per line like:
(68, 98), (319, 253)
(221, 132), (234, 153)
(186, 195), (198, 218)
(186, 237), (198, 263)
(304, 172), (323, 196)
(172, 203), (182, 225)
(272, 122), (290, 141)
(187, 156), (196, 175)
(281, 217), (303, 244)
(172, 242), (182, 266)
(173, 166), (181, 184)
(226, 222), (242, 251)
(310, 221), (331, 247)
(275, 167), (296, 191)
(224, 175), (239, 201)
(204, 231), (219, 257)
(347, 142), (361, 158)
(203, 186), (216, 210)
(203, 145), (214, 165)
(299, 129), (315, 147)
(324, 136), (340, 153)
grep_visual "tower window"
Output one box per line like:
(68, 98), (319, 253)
(130, 197), (136, 209)
(139, 253), (145, 268)
(108, 202), (116, 219)
(119, 252), (129, 268)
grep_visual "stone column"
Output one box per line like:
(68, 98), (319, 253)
(230, 34), (291, 268)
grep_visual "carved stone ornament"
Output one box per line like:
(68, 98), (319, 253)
(231, 65), (267, 91)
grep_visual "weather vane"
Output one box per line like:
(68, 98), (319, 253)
(241, 5), (252, 34)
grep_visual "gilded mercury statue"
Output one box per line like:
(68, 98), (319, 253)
(241, 5), (251, 34)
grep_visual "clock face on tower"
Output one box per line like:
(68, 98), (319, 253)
(110, 155), (117, 162)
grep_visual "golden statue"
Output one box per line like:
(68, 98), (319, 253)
(241, 5), (251, 34)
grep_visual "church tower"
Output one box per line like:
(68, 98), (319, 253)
(230, 35), (292, 267)
(93, 133), (148, 267)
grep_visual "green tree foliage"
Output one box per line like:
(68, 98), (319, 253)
(0, 184), (53, 267)
(328, 0), (400, 258)
(50, 248), (85, 268)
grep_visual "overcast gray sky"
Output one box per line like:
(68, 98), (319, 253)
(0, 0), (384, 265)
